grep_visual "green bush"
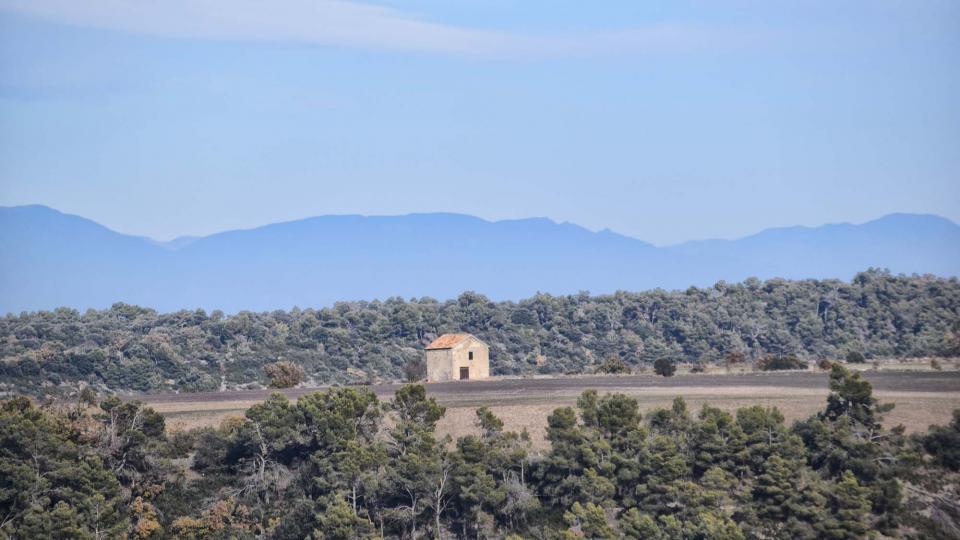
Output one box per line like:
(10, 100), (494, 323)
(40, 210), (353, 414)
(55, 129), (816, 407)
(846, 351), (866, 363)
(923, 410), (960, 470)
(757, 354), (807, 371)
(263, 360), (306, 388)
(654, 358), (676, 377)
(403, 358), (427, 382)
(597, 356), (630, 374)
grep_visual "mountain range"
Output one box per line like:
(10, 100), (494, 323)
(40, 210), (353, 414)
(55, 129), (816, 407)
(1, 205), (958, 314)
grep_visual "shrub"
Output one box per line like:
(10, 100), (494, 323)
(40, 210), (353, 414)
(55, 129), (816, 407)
(724, 351), (746, 365)
(923, 410), (960, 470)
(845, 351), (866, 364)
(78, 386), (98, 406)
(653, 358), (676, 377)
(597, 356), (630, 375)
(690, 363), (706, 373)
(757, 354), (806, 371)
(817, 358), (834, 371)
(403, 358), (427, 382)
(263, 361), (306, 388)
(931, 359), (942, 371)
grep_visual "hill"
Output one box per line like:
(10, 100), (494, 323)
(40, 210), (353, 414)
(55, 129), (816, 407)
(1, 205), (958, 313)
(1, 271), (957, 394)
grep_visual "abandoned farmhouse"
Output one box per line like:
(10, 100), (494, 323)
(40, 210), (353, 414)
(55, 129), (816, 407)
(425, 333), (490, 382)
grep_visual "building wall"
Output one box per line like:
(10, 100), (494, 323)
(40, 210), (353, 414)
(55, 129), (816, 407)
(425, 338), (490, 382)
(425, 348), (453, 381)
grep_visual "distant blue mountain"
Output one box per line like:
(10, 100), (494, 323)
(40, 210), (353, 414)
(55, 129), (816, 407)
(1, 205), (958, 313)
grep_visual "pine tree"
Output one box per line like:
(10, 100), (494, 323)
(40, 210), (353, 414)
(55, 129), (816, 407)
(311, 497), (376, 540)
(749, 454), (828, 538)
(387, 385), (449, 540)
(564, 501), (616, 539)
(821, 471), (872, 539)
(0, 397), (128, 539)
(620, 508), (662, 539)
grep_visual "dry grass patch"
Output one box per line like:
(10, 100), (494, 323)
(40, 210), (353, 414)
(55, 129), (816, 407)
(435, 389), (960, 451)
(149, 384), (960, 450)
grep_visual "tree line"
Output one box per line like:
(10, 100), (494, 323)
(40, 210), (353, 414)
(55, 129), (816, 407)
(2, 365), (959, 538)
(1, 270), (958, 395)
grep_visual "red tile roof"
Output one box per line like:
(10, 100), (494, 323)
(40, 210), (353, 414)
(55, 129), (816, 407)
(426, 333), (472, 350)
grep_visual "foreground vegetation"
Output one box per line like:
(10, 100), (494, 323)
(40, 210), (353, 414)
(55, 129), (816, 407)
(2, 365), (959, 539)
(1, 270), (958, 394)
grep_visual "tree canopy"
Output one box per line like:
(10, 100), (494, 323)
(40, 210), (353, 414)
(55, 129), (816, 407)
(1, 270), (957, 394)
(2, 369), (959, 538)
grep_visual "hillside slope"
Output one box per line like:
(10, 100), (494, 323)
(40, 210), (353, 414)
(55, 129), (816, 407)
(0, 272), (957, 394)
(1, 205), (958, 312)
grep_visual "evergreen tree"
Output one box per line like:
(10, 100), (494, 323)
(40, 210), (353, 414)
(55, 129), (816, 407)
(749, 454), (827, 538)
(387, 385), (448, 540)
(922, 410), (960, 471)
(0, 397), (128, 539)
(821, 471), (873, 539)
(564, 501), (616, 539)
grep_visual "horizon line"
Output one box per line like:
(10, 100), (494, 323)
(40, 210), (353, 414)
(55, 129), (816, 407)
(2, 203), (955, 249)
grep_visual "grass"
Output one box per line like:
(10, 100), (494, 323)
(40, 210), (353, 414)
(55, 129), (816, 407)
(434, 387), (960, 451)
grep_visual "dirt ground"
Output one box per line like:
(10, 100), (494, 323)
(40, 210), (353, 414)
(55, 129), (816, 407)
(433, 389), (960, 451)
(151, 370), (960, 450)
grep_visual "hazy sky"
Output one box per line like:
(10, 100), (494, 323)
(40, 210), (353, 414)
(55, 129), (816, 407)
(0, 1), (958, 245)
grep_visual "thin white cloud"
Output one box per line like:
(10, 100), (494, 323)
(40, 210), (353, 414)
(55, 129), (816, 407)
(0, 0), (760, 58)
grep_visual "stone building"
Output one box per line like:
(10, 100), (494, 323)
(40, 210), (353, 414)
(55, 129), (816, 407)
(425, 333), (490, 382)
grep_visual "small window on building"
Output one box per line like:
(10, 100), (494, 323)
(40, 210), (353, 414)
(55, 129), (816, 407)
(468, 351), (474, 360)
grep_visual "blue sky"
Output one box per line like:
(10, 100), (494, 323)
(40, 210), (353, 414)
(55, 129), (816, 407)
(0, 1), (957, 245)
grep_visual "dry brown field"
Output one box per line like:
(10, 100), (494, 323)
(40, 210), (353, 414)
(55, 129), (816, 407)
(148, 369), (960, 451)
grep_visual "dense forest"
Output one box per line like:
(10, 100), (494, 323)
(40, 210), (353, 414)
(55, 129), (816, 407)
(1, 270), (958, 395)
(2, 365), (959, 539)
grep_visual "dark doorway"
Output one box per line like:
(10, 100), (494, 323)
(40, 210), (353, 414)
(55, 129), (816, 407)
(459, 367), (470, 380)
